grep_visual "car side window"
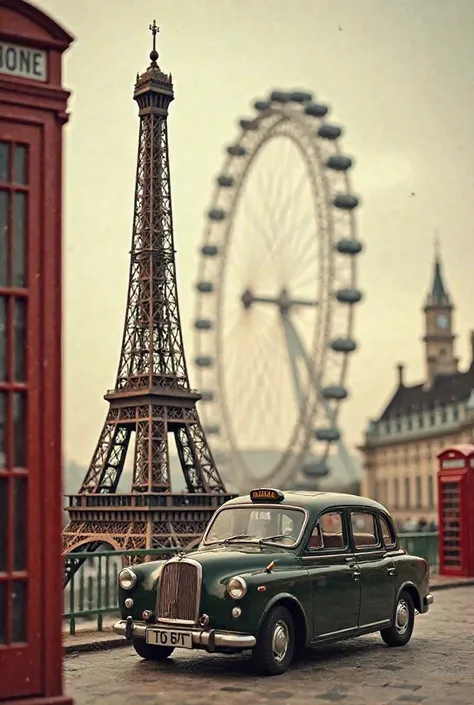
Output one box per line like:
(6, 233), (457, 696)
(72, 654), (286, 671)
(350, 511), (378, 549)
(307, 511), (347, 551)
(379, 514), (396, 547)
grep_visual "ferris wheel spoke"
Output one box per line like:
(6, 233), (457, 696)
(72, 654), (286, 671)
(283, 211), (320, 288)
(258, 171), (309, 277)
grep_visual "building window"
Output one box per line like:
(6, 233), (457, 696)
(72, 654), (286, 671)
(452, 406), (459, 422)
(415, 476), (422, 509)
(393, 478), (399, 509)
(407, 416), (413, 431)
(384, 421), (390, 434)
(396, 419), (401, 432)
(418, 414), (424, 429)
(404, 477), (410, 509)
(428, 475), (434, 510)
(429, 411), (435, 426)
(441, 406), (447, 423)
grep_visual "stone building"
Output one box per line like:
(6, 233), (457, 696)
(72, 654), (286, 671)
(360, 251), (474, 528)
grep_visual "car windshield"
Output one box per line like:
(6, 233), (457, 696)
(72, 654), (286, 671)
(203, 506), (307, 547)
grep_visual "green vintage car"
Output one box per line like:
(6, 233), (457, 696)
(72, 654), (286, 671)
(114, 488), (433, 675)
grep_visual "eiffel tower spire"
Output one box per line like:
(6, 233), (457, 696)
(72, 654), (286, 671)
(62, 24), (233, 585)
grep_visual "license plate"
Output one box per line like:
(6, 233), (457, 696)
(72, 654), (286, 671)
(146, 628), (193, 649)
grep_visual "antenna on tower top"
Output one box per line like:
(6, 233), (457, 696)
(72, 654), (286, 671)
(434, 228), (440, 259)
(149, 19), (160, 63)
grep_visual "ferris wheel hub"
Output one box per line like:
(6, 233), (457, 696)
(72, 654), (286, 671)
(240, 287), (317, 315)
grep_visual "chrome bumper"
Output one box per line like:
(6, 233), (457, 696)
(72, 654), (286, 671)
(422, 593), (434, 613)
(113, 618), (256, 650)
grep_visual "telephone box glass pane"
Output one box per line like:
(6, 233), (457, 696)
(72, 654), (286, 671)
(13, 478), (26, 571)
(0, 476), (7, 571)
(12, 193), (26, 288)
(13, 146), (27, 186)
(0, 581), (5, 644)
(0, 297), (6, 381)
(442, 481), (461, 567)
(13, 298), (26, 382)
(13, 393), (26, 468)
(0, 191), (8, 287)
(0, 393), (5, 468)
(0, 143), (8, 182)
(11, 580), (26, 643)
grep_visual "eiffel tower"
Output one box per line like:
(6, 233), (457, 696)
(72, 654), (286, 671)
(62, 22), (234, 586)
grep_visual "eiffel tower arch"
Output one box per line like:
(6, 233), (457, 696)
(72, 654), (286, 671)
(62, 23), (235, 587)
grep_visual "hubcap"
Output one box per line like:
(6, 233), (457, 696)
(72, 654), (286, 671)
(395, 599), (410, 634)
(272, 619), (289, 663)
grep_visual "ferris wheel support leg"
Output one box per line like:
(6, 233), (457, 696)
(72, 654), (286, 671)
(281, 313), (306, 411)
(283, 315), (360, 484)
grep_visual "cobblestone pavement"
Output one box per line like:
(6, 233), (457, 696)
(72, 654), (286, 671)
(65, 587), (473, 705)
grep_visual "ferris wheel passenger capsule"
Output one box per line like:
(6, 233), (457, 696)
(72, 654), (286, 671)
(195, 356), (214, 367)
(289, 90), (313, 103)
(201, 245), (219, 257)
(318, 124), (343, 140)
(314, 428), (341, 442)
(335, 238), (363, 255)
(322, 386), (348, 400)
(208, 208), (226, 221)
(336, 288), (363, 304)
(227, 145), (247, 157)
(194, 318), (213, 330)
(200, 390), (214, 402)
(303, 462), (329, 478)
(254, 100), (271, 111)
(203, 425), (220, 435)
(326, 155), (353, 171)
(331, 338), (357, 353)
(304, 102), (329, 117)
(270, 90), (291, 103)
(333, 193), (360, 210)
(216, 175), (234, 188)
(196, 281), (214, 293)
(239, 118), (259, 130)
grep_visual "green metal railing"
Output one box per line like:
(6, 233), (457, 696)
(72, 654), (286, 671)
(399, 531), (439, 572)
(62, 533), (439, 635)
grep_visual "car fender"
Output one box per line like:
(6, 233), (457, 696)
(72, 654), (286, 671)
(395, 580), (422, 613)
(258, 592), (310, 644)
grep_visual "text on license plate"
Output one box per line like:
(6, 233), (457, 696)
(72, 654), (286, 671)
(146, 629), (193, 649)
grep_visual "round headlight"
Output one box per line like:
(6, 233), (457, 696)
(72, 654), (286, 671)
(118, 567), (137, 591)
(227, 576), (247, 600)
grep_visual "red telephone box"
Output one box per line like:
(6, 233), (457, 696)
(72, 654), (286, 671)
(437, 444), (474, 578)
(0, 0), (73, 703)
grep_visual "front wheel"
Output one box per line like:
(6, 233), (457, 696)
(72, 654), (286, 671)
(132, 638), (174, 661)
(252, 605), (295, 676)
(380, 591), (415, 647)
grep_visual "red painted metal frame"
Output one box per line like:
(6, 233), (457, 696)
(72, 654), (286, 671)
(437, 445), (474, 578)
(0, 1), (73, 703)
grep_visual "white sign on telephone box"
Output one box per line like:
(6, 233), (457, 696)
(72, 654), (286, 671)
(0, 41), (47, 82)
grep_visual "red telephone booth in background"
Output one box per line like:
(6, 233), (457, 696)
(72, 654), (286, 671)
(437, 444), (474, 578)
(0, 0), (73, 703)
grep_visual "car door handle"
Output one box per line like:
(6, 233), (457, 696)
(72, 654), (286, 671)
(387, 567), (395, 576)
(352, 570), (360, 581)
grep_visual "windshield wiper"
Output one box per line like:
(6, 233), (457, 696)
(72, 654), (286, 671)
(224, 533), (255, 544)
(205, 533), (255, 546)
(259, 534), (295, 545)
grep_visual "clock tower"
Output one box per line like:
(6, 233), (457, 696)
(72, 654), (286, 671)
(422, 244), (458, 385)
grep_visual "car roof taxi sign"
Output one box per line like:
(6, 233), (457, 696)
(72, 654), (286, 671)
(250, 488), (284, 503)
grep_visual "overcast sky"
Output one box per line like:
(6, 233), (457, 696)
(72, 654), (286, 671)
(35, 0), (474, 475)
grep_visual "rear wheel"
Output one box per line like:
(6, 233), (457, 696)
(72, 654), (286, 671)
(252, 605), (295, 676)
(380, 591), (415, 647)
(132, 638), (174, 661)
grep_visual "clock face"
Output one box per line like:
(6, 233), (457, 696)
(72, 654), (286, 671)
(436, 314), (449, 329)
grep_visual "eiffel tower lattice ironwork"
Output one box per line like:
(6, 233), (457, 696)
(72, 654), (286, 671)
(62, 23), (234, 587)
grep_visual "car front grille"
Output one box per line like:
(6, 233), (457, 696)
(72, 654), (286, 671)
(157, 560), (200, 623)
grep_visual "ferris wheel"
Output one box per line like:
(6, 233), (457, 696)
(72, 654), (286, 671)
(193, 89), (364, 493)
